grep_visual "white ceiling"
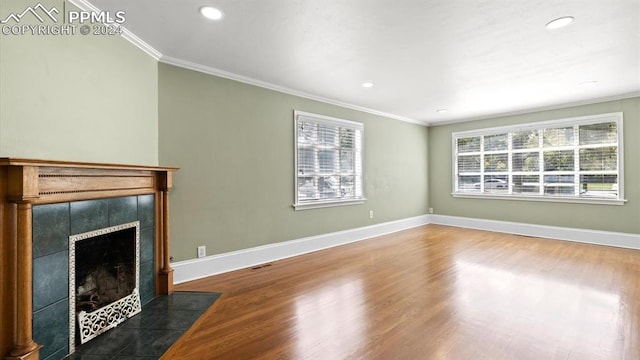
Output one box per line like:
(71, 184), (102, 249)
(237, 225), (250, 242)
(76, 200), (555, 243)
(88, 0), (640, 125)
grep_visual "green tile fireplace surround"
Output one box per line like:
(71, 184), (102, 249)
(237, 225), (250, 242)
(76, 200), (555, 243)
(32, 195), (156, 360)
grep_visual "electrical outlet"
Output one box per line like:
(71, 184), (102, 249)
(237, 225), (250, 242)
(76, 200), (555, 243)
(197, 245), (206, 258)
(428, 208), (434, 214)
(369, 210), (374, 219)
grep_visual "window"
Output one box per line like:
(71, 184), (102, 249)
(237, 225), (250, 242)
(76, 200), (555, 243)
(294, 111), (365, 209)
(453, 113), (624, 204)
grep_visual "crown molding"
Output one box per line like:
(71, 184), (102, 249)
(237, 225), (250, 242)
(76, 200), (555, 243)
(427, 91), (640, 127)
(159, 55), (427, 126)
(119, 28), (162, 60)
(72, 2), (423, 125)
(67, 0), (162, 60)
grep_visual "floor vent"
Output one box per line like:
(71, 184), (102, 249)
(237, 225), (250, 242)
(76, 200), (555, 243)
(250, 263), (273, 271)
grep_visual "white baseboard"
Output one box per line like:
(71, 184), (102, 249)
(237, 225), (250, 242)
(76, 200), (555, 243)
(429, 214), (640, 250)
(173, 214), (640, 284)
(172, 215), (430, 284)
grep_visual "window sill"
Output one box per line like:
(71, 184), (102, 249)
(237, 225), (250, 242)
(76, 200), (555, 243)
(451, 192), (627, 206)
(293, 199), (366, 210)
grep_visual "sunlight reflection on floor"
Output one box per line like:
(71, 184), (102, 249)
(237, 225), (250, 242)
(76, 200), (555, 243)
(454, 259), (621, 357)
(294, 278), (366, 359)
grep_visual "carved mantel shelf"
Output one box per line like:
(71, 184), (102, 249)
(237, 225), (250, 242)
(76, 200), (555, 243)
(0, 158), (179, 360)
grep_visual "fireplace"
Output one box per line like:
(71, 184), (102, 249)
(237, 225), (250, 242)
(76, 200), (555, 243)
(0, 159), (178, 360)
(69, 221), (142, 351)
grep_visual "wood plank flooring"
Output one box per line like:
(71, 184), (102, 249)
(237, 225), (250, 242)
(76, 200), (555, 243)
(164, 224), (640, 359)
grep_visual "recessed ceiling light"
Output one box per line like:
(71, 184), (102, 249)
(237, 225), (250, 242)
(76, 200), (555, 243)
(579, 80), (598, 86)
(545, 16), (574, 30)
(200, 6), (223, 20)
(436, 109), (448, 113)
(361, 82), (374, 88)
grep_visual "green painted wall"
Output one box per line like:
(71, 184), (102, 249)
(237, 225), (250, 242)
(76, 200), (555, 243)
(0, 0), (158, 165)
(429, 97), (640, 234)
(158, 63), (429, 260)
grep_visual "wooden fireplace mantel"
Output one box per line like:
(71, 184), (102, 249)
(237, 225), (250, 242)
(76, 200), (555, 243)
(0, 158), (179, 360)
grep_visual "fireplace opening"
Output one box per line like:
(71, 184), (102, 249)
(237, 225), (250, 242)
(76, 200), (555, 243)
(69, 221), (142, 352)
(75, 227), (136, 311)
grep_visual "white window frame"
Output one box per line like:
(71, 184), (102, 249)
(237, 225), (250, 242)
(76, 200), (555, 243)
(452, 112), (625, 205)
(294, 110), (366, 210)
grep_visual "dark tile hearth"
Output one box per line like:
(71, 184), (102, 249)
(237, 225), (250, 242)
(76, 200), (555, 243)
(65, 292), (221, 360)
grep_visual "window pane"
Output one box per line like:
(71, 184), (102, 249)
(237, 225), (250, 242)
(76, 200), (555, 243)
(543, 151), (574, 171)
(458, 175), (480, 192)
(340, 150), (355, 173)
(297, 148), (315, 175)
(340, 128), (355, 148)
(544, 174), (574, 184)
(297, 177), (316, 200)
(458, 137), (480, 153)
(544, 175), (575, 195)
(512, 130), (539, 150)
(318, 124), (337, 145)
(297, 122), (316, 144)
(458, 155), (480, 173)
(480, 176), (508, 193)
(340, 176), (355, 198)
(544, 186), (575, 196)
(579, 175), (618, 197)
(319, 176), (339, 198)
(485, 153), (508, 172)
(579, 147), (617, 171)
(512, 152), (539, 172)
(354, 175), (363, 198)
(543, 127), (574, 147)
(513, 175), (540, 194)
(484, 134), (508, 151)
(318, 150), (337, 173)
(579, 122), (617, 145)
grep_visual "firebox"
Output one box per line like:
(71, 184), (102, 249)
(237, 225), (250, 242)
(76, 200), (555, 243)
(68, 221), (142, 352)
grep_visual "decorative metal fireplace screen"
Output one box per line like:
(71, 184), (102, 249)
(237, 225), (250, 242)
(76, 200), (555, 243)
(69, 221), (142, 352)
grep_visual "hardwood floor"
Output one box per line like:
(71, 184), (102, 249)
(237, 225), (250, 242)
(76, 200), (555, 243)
(164, 225), (640, 359)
